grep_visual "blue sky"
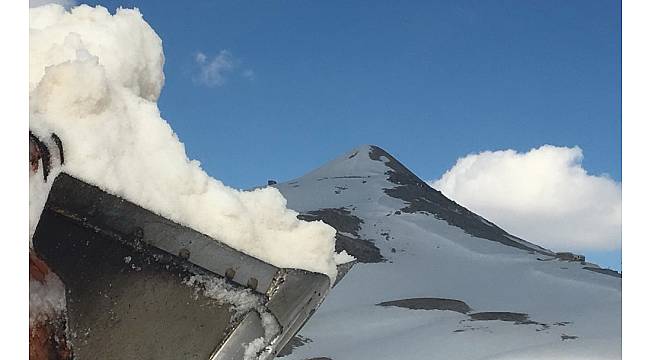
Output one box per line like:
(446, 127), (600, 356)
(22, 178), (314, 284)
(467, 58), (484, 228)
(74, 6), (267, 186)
(84, 0), (621, 269)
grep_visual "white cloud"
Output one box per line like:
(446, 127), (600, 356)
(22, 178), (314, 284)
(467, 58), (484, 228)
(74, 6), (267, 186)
(193, 50), (236, 87)
(430, 145), (621, 251)
(30, 0), (76, 8)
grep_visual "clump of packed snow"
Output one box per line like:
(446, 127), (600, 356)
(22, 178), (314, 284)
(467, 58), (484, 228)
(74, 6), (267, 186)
(333, 249), (355, 264)
(241, 311), (281, 360)
(184, 274), (263, 317)
(243, 338), (266, 360)
(29, 4), (339, 281)
(184, 274), (281, 360)
(29, 274), (66, 327)
(259, 311), (281, 346)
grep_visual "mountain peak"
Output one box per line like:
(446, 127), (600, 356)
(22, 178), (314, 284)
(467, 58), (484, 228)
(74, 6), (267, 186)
(298, 144), (388, 180)
(273, 145), (620, 360)
(279, 145), (552, 259)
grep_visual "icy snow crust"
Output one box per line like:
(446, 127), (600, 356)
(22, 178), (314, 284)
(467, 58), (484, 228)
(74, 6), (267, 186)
(274, 145), (621, 360)
(29, 4), (338, 281)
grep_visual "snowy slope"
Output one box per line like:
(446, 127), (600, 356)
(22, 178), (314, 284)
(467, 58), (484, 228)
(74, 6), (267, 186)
(273, 145), (621, 360)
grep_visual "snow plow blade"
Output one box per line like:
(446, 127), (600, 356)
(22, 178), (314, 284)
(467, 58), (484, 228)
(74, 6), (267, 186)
(32, 173), (330, 360)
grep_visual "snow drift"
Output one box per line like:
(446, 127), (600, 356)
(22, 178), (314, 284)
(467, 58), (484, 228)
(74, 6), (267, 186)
(29, 4), (339, 281)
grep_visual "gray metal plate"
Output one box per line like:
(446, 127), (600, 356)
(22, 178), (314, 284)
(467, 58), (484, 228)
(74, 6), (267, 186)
(32, 173), (331, 360)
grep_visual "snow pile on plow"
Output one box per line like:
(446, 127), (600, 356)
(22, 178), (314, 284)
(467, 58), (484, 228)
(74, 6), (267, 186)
(29, 4), (342, 280)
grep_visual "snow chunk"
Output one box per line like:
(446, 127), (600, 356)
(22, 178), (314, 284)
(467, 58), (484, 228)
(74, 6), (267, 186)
(334, 250), (356, 264)
(185, 274), (281, 360)
(29, 4), (338, 281)
(29, 274), (66, 327)
(243, 311), (281, 360)
(243, 337), (266, 360)
(184, 274), (262, 317)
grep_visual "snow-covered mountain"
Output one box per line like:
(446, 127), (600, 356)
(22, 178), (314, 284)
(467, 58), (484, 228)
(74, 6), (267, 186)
(273, 145), (621, 360)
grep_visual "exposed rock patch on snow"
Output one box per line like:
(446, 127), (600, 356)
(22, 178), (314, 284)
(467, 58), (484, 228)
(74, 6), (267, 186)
(377, 298), (472, 314)
(29, 4), (338, 281)
(298, 208), (384, 263)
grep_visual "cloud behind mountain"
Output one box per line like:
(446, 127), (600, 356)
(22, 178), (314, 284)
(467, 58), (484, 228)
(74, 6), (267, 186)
(430, 145), (621, 252)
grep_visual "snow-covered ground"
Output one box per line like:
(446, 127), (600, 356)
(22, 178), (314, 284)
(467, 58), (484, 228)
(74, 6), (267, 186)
(274, 145), (621, 360)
